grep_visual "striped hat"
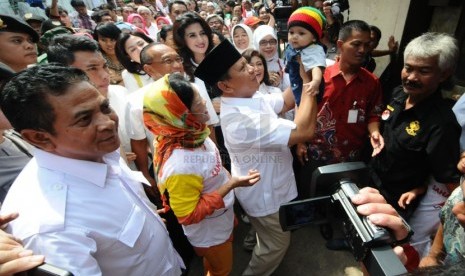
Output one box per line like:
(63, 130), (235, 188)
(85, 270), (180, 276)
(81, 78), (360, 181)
(288, 7), (326, 40)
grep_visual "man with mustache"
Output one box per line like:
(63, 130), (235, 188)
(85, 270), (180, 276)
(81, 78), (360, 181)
(370, 33), (461, 257)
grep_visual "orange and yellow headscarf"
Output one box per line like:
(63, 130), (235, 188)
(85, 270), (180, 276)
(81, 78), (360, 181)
(143, 74), (210, 179)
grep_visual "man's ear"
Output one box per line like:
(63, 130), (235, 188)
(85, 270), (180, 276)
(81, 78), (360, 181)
(20, 129), (56, 152)
(336, 39), (343, 50)
(217, 80), (233, 96)
(142, 64), (153, 77)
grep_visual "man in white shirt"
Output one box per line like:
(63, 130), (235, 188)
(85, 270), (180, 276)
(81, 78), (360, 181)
(0, 64), (184, 276)
(47, 34), (135, 168)
(195, 40), (317, 275)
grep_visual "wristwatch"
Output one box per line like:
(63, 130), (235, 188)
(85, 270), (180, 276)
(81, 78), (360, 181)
(391, 218), (414, 246)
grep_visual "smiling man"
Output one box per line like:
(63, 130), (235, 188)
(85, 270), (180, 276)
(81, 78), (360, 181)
(195, 40), (317, 276)
(0, 64), (184, 275)
(371, 32), (460, 221)
(47, 34), (134, 167)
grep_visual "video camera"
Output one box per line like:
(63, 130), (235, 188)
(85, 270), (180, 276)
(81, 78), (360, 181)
(279, 162), (409, 276)
(323, 0), (350, 16)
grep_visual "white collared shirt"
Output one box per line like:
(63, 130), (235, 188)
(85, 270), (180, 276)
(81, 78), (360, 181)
(1, 149), (184, 276)
(220, 93), (297, 217)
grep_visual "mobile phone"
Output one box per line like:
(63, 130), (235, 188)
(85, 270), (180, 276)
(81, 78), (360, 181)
(26, 263), (73, 276)
(279, 196), (331, 231)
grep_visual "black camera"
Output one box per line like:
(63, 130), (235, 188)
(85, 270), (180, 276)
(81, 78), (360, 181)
(323, 0), (350, 16)
(279, 162), (409, 276)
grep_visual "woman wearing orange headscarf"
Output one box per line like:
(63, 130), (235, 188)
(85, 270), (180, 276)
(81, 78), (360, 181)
(144, 73), (260, 276)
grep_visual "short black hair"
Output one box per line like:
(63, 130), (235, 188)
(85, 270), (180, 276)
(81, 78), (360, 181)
(169, 73), (194, 109)
(338, 20), (370, 41)
(158, 25), (173, 42)
(369, 25), (382, 43)
(115, 31), (153, 74)
(169, 0), (188, 13)
(70, 0), (86, 8)
(93, 22), (122, 41)
(0, 64), (89, 134)
(226, 0), (236, 8)
(47, 34), (100, 66)
(91, 10), (112, 23)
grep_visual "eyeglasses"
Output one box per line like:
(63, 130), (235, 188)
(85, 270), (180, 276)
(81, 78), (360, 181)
(259, 39), (277, 46)
(150, 56), (184, 65)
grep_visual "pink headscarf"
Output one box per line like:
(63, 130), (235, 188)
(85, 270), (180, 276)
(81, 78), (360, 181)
(155, 16), (170, 26)
(127, 14), (149, 35)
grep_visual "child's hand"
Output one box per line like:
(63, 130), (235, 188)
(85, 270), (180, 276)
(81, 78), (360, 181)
(303, 80), (320, 96)
(398, 192), (417, 209)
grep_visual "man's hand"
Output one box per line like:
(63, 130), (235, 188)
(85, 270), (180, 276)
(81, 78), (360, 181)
(296, 143), (308, 165)
(302, 80), (320, 97)
(125, 152), (137, 162)
(352, 187), (409, 241)
(387, 36), (399, 54)
(370, 131), (384, 157)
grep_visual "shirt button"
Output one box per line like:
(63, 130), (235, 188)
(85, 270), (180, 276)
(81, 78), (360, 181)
(53, 184), (63, 190)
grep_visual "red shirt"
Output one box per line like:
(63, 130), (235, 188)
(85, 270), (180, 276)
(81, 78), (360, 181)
(308, 62), (384, 163)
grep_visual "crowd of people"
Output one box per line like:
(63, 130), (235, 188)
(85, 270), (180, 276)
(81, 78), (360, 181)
(0, 0), (464, 275)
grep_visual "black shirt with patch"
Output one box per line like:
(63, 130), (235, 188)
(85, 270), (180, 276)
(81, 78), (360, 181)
(371, 86), (461, 215)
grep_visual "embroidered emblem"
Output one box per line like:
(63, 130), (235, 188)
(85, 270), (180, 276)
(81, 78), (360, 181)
(405, 121), (420, 136)
(381, 109), (390, 120)
(0, 18), (5, 29)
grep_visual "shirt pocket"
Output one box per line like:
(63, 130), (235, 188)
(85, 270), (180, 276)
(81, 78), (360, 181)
(118, 204), (146, 248)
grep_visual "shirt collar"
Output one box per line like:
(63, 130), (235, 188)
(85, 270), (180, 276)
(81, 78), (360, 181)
(327, 62), (366, 82)
(34, 149), (116, 187)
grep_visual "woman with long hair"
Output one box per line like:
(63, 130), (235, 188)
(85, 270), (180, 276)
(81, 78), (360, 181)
(172, 12), (214, 82)
(94, 22), (124, 86)
(143, 73), (260, 276)
(172, 11), (219, 125)
(242, 49), (281, 95)
(115, 31), (154, 92)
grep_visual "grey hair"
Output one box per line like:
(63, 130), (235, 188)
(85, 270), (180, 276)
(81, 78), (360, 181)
(404, 32), (459, 73)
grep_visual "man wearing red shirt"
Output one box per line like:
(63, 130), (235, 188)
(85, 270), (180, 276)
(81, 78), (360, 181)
(297, 20), (384, 197)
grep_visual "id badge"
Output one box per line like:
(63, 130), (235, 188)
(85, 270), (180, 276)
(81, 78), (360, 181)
(348, 109), (358, 123)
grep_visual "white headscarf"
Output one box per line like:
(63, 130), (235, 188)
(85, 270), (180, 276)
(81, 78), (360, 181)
(253, 25), (284, 73)
(231, 24), (254, 53)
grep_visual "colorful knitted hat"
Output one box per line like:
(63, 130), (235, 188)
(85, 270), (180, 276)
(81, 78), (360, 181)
(288, 7), (326, 40)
